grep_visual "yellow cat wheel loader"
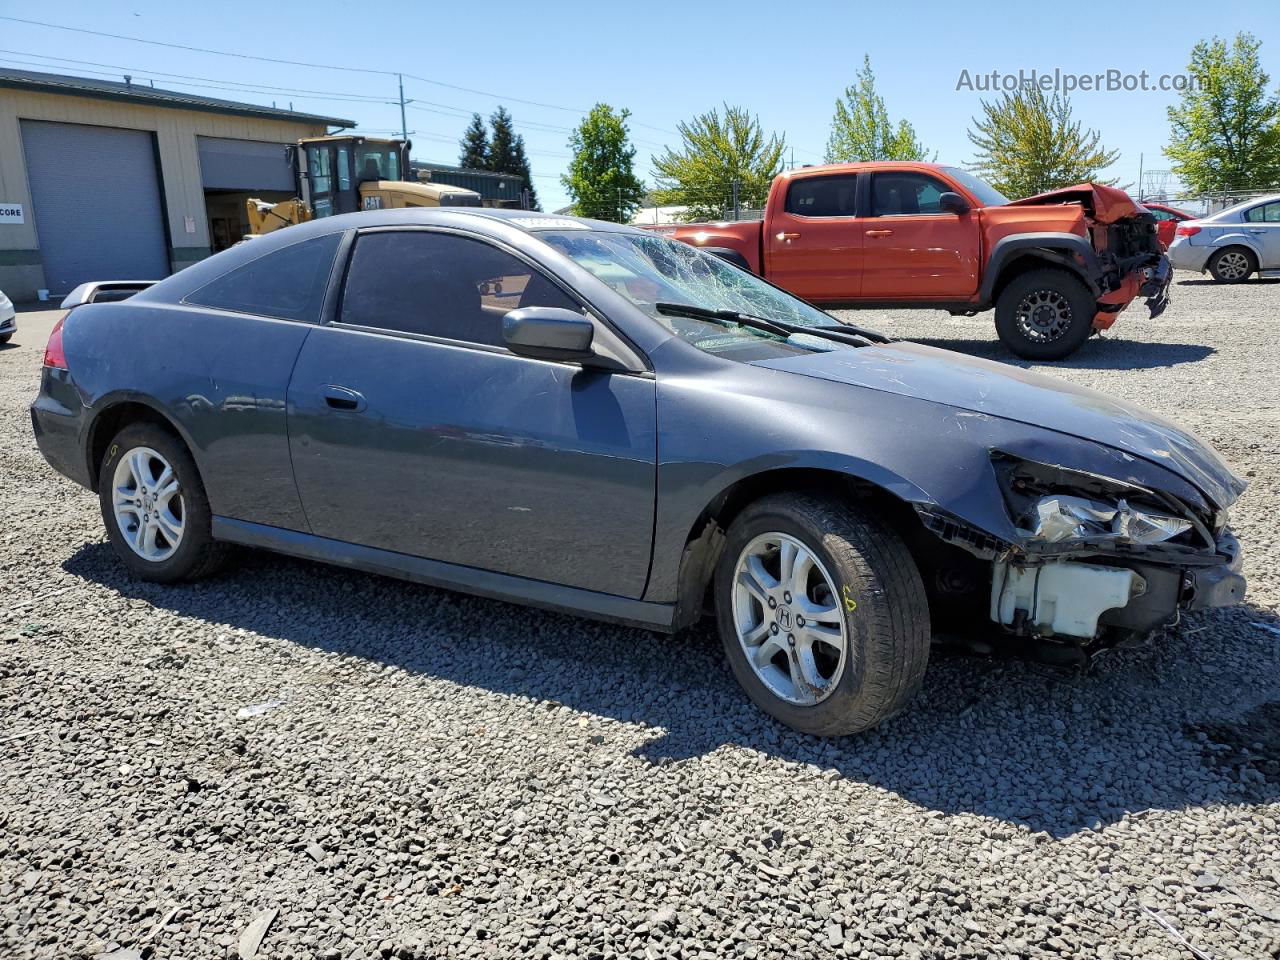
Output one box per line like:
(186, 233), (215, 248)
(245, 135), (481, 236)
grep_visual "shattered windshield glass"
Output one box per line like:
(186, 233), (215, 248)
(540, 230), (843, 357)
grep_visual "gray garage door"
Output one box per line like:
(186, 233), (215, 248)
(21, 120), (171, 295)
(197, 137), (295, 191)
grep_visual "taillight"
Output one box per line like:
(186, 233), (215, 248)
(43, 316), (67, 370)
(1175, 223), (1201, 238)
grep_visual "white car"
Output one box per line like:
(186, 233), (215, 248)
(0, 289), (14, 344)
(1167, 193), (1280, 282)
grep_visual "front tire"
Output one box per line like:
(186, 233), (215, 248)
(994, 268), (1096, 361)
(98, 422), (227, 582)
(1207, 246), (1255, 283)
(714, 494), (930, 736)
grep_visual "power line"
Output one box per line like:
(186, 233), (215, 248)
(0, 15), (594, 114)
(0, 49), (393, 101)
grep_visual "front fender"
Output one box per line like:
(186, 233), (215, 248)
(643, 343), (1215, 604)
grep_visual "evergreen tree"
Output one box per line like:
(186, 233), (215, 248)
(488, 106), (540, 210)
(458, 113), (489, 169)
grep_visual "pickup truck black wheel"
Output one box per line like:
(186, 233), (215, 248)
(1207, 246), (1255, 283)
(98, 422), (229, 583)
(714, 493), (930, 736)
(994, 268), (1095, 361)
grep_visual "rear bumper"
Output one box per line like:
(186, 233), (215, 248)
(1167, 241), (1212, 272)
(31, 368), (92, 489)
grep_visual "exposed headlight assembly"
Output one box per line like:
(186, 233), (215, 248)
(1026, 494), (1191, 545)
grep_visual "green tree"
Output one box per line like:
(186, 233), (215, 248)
(651, 104), (786, 221)
(562, 104), (646, 221)
(458, 113), (489, 169)
(967, 86), (1118, 197)
(487, 106), (539, 210)
(825, 55), (929, 163)
(1166, 33), (1280, 193)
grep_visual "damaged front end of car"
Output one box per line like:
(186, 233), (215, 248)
(915, 453), (1245, 663)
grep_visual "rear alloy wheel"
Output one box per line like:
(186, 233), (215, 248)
(994, 268), (1095, 361)
(1207, 247), (1254, 283)
(98, 423), (228, 582)
(714, 494), (930, 736)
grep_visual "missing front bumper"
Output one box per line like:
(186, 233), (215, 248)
(990, 537), (1245, 642)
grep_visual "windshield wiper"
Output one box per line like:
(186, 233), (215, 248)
(655, 302), (792, 337)
(655, 302), (876, 348)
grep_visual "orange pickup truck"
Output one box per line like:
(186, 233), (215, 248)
(665, 162), (1171, 360)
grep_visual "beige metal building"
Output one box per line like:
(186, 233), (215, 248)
(0, 68), (352, 301)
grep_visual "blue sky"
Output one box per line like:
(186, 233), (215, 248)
(2, 1), (1276, 211)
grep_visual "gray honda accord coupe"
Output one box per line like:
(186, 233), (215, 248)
(32, 209), (1247, 735)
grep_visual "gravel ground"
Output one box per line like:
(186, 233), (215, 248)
(2, 276), (1279, 960)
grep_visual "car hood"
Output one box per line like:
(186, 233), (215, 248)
(753, 342), (1245, 508)
(1004, 182), (1141, 224)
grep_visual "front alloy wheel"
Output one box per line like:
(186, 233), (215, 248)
(732, 532), (847, 706)
(714, 494), (931, 736)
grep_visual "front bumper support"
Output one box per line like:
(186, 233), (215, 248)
(1140, 255), (1172, 318)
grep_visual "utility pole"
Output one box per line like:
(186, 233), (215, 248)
(731, 180), (740, 221)
(1137, 152), (1144, 201)
(398, 73), (408, 141)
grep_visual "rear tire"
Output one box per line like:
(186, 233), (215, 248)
(98, 423), (228, 583)
(994, 268), (1096, 361)
(714, 493), (930, 736)
(1207, 246), (1255, 283)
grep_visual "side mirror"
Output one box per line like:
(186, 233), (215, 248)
(503, 307), (596, 362)
(938, 192), (969, 215)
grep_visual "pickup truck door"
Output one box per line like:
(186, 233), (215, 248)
(763, 173), (863, 302)
(859, 172), (979, 299)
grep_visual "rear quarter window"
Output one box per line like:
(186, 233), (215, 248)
(184, 233), (342, 322)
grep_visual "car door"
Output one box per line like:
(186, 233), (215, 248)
(1243, 200), (1280, 268)
(763, 173), (863, 301)
(286, 227), (658, 598)
(859, 171), (980, 299)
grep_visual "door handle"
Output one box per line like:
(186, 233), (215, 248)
(1248, 228), (1266, 233)
(776, 231), (801, 241)
(865, 229), (894, 238)
(321, 385), (366, 412)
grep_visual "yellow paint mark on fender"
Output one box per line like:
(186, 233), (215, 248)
(842, 584), (857, 612)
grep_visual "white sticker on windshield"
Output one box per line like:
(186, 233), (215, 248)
(511, 217), (590, 231)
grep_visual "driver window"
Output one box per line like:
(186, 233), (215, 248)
(340, 232), (581, 349)
(871, 173), (950, 216)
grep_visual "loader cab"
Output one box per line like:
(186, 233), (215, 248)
(297, 136), (410, 219)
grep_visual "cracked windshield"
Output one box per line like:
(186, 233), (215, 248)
(542, 231), (843, 357)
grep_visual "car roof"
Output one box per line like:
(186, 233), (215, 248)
(1205, 193), (1280, 219)
(131, 208), (648, 307)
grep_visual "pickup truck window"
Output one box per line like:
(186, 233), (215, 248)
(785, 174), (859, 217)
(939, 167), (1009, 207)
(871, 173), (950, 216)
(541, 230), (840, 359)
